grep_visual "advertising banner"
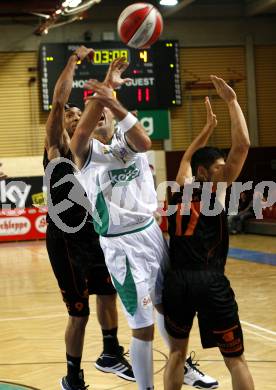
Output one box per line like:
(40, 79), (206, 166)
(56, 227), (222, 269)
(0, 176), (47, 242)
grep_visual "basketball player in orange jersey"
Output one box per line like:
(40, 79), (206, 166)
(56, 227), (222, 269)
(163, 77), (255, 390)
(44, 46), (135, 390)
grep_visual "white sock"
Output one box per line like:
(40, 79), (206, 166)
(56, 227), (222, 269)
(155, 311), (170, 348)
(130, 337), (154, 390)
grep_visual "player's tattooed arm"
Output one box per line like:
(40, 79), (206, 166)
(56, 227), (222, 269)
(176, 96), (217, 186)
(45, 46), (94, 156)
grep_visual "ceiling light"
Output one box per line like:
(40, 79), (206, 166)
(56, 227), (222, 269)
(68, 0), (82, 7)
(159, 0), (178, 5)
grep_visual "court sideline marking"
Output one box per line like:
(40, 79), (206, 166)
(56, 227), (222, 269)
(241, 320), (276, 343)
(228, 247), (276, 265)
(241, 320), (276, 336)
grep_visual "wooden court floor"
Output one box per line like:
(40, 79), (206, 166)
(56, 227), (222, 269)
(0, 234), (276, 389)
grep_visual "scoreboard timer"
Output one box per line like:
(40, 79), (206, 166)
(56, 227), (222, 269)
(40, 41), (182, 111)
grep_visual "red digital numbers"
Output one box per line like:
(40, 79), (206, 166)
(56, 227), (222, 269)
(137, 87), (151, 104)
(83, 90), (93, 101)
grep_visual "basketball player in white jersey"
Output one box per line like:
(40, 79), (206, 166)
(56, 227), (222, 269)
(45, 49), (135, 390)
(70, 62), (219, 389)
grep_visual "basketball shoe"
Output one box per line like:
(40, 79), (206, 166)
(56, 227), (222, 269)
(95, 346), (135, 381)
(60, 369), (89, 390)
(184, 352), (219, 389)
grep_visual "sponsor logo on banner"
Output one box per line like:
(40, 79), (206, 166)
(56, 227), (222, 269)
(0, 217), (31, 235)
(0, 180), (31, 208)
(35, 215), (47, 234)
(32, 191), (47, 207)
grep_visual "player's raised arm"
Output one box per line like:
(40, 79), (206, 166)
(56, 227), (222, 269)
(104, 56), (132, 89)
(104, 57), (150, 152)
(176, 97), (217, 186)
(70, 56), (150, 167)
(86, 79), (151, 153)
(70, 58), (128, 167)
(45, 46), (93, 158)
(210, 75), (250, 186)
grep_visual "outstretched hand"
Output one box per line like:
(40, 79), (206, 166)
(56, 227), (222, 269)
(205, 96), (217, 129)
(210, 75), (237, 103)
(104, 57), (132, 89)
(74, 45), (94, 62)
(84, 79), (115, 108)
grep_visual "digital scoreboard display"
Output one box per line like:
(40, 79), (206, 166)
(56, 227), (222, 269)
(40, 41), (182, 111)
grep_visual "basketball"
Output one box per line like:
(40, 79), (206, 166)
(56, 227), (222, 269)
(117, 3), (163, 49)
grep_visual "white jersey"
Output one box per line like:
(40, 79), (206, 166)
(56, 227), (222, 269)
(77, 128), (157, 236)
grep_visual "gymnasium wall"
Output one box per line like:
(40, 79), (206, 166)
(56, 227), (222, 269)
(166, 147), (276, 185)
(0, 16), (276, 179)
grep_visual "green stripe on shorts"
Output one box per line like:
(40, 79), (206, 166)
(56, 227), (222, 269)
(111, 257), (137, 316)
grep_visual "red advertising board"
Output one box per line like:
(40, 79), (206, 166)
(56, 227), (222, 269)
(0, 207), (47, 242)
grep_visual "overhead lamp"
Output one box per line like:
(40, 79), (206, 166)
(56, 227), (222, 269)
(159, 0), (178, 5)
(68, 0), (82, 7)
(63, 0), (101, 15)
(34, 0), (101, 35)
(62, 0), (82, 6)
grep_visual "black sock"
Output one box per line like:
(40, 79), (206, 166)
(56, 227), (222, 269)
(102, 327), (120, 355)
(66, 353), (81, 383)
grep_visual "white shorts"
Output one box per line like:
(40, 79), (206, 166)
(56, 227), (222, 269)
(100, 221), (169, 329)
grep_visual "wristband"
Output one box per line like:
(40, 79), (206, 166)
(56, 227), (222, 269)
(118, 112), (138, 133)
(72, 52), (81, 61)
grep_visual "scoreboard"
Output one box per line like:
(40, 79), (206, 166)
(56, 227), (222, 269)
(39, 41), (182, 111)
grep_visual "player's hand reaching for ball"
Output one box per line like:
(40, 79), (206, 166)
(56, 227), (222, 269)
(210, 75), (237, 104)
(73, 45), (94, 62)
(104, 57), (132, 90)
(84, 79), (115, 108)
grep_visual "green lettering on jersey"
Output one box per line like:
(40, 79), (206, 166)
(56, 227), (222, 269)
(108, 163), (140, 187)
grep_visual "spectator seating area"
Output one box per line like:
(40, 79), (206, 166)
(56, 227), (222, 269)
(244, 205), (276, 236)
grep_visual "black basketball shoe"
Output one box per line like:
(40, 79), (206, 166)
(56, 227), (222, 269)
(95, 347), (135, 381)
